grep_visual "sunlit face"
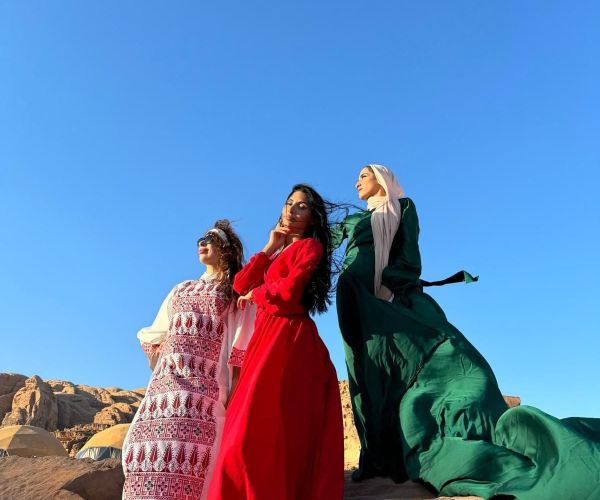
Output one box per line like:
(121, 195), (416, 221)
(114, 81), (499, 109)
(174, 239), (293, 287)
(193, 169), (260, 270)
(281, 190), (313, 235)
(355, 167), (385, 200)
(197, 232), (223, 268)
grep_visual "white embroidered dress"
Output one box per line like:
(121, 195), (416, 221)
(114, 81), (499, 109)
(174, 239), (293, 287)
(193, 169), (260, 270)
(122, 274), (255, 500)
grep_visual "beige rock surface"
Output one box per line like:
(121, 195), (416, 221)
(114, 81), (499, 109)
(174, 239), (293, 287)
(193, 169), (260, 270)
(1, 373), (144, 456)
(93, 402), (138, 425)
(0, 373), (28, 422)
(340, 380), (361, 469)
(504, 395), (521, 408)
(1, 375), (58, 431)
(0, 455), (124, 500)
(0, 374), (505, 499)
(54, 423), (111, 457)
(0, 455), (480, 500)
(49, 380), (143, 430)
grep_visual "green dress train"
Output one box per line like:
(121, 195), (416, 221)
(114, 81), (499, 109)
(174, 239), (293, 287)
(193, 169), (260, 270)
(333, 198), (600, 499)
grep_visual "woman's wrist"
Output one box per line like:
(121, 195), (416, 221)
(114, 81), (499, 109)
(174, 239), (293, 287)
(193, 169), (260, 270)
(261, 245), (276, 256)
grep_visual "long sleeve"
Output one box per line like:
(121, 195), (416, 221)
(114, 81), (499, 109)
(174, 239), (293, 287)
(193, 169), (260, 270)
(137, 287), (173, 367)
(233, 252), (271, 295)
(227, 303), (257, 367)
(330, 221), (347, 251)
(251, 238), (323, 315)
(381, 198), (422, 294)
(137, 288), (173, 345)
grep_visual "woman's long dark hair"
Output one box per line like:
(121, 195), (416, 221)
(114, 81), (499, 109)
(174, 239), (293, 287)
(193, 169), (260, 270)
(286, 184), (351, 315)
(212, 219), (244, 301)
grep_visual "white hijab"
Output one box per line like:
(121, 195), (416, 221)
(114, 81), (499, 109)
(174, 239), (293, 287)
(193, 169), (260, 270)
(365, 164), (405, 300)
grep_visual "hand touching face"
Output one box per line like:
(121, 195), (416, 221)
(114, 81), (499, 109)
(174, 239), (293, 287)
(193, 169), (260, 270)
(280, 190), (313, 235)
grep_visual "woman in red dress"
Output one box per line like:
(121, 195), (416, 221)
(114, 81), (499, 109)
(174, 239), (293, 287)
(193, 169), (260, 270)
(207, 184), (344, 500)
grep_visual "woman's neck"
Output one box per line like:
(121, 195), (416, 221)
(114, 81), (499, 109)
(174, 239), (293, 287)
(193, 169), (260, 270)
(285, 234), (303, 247)
(205, 265), (218, 276)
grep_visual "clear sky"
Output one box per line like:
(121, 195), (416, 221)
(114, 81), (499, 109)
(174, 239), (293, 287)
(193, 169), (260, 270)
(1, 1), (598, 418)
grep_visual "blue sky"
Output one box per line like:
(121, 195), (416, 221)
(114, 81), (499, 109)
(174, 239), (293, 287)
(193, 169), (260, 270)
(1, 1), (598, 418)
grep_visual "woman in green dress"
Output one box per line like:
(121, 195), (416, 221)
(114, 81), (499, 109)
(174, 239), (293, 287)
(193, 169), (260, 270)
(333, 164), (600, 499)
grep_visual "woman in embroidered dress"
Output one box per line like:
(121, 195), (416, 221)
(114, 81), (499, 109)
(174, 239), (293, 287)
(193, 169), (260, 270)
(122, 220), (256, 500)
(333, 164), (600, 499)
(207, 185), (344, 500)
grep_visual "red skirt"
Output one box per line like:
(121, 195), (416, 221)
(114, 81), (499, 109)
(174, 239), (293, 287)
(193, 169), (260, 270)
(207, 311), (344, 500)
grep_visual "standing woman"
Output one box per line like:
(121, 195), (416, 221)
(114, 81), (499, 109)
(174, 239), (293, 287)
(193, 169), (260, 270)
(122, 220), (255, 500)
(207, 184), (344, 500)
(334, 165), (600, 499)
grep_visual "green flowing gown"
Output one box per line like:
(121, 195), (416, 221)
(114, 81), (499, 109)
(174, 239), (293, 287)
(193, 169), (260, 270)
(333, 198), (600, 499)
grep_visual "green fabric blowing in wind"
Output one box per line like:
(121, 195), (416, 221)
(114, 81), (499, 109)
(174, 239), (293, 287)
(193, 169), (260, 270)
(333, 198), (600, 499)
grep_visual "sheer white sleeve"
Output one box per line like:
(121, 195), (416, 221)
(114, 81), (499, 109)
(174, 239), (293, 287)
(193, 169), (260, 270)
(137, 288), (174, 346)
(227, 303), (256, 367)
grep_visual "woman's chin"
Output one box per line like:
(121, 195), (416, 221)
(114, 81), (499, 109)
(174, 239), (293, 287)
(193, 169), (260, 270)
(288, 227), (308, 237)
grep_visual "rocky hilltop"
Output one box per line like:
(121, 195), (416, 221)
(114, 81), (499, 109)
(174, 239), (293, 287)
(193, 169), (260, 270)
(0, 373), (520, 463)
(0, 373), (144, 456)
(0, 373), (520, 499)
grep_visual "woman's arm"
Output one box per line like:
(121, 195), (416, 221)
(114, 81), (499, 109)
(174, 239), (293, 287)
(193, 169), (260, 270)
(330, 220), (347, 251)
(233, 252), (271, 296)
(137, 288), (174, 369)
(250, 238), (323, 315)
(381, 198), (423, 295)
(225, 302), (257, 406)
(233, 223), (290, 296)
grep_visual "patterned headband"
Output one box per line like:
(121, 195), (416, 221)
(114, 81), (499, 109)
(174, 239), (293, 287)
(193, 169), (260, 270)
(207, 228), (230, 246)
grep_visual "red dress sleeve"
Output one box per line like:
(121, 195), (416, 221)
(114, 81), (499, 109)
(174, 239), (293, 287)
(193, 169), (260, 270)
(233, 252), (271, 295)
(251, 238), (323, 315)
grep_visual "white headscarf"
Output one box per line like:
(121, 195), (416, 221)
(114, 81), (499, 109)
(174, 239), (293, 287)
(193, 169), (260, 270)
(365, 164), (405, 300)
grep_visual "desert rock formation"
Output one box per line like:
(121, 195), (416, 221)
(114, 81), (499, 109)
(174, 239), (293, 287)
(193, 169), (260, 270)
(2, 375), (59, 431)
(0, 455), (124, 500)
(0, 373), (27, 423)
(0, 373), (143, 456)
(0, 373), (514, 499)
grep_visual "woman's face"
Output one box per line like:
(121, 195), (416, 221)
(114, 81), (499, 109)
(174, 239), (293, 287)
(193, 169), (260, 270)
(281, 190), (313, 235)
(197, 232), (223, 268)
(356, 167), (384, 200)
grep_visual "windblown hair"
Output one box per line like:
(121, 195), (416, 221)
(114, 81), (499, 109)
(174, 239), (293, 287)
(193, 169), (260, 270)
(286, 184), (347, 315)
(212, 219), (244, 301)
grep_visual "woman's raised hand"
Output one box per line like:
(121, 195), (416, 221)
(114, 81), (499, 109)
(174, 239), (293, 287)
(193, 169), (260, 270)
(237, 291), (253, 310)
(262, 220), (290, 256)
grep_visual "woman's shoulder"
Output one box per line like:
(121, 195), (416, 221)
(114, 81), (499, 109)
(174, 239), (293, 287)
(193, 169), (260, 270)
(172, 279), (198, 292)
(298, 237), (322, 251)
(343, 208), (370, 223)
(175, 278), (196, 287)
(292, 237), (323, 259)
(400, 197), (417, 212)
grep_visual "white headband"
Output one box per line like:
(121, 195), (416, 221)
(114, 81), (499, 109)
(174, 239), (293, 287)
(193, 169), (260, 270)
(207, 228), (230, 246)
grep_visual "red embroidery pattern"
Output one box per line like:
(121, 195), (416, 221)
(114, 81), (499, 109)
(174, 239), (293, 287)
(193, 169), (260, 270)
(141, 343), (160, 357)
(123, 471), (205, 499)
(128, 419), (216, 446)
(123, 278), (229, 499)
(228, 347), (245, 367)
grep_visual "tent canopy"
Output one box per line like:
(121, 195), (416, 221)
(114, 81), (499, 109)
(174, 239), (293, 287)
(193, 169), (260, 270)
(0, 425), (67, 457)
(80, 424), (130, 450)
(75, 424), (130, 460)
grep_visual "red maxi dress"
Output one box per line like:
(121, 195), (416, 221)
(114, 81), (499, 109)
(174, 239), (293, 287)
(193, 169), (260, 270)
(207, 237), (344, 500)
